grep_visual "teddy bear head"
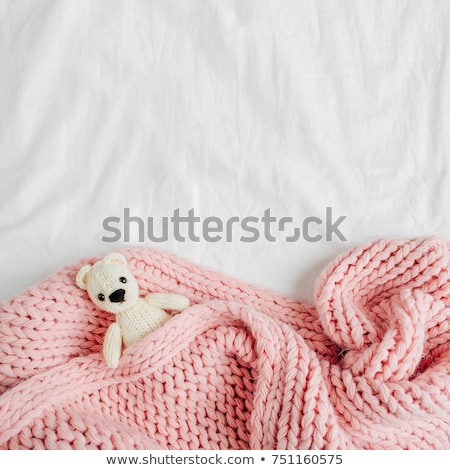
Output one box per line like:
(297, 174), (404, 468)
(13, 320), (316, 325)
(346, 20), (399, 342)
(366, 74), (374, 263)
(76, 252), (140, 314)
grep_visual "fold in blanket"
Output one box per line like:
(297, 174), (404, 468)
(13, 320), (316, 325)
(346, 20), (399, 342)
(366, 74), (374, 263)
(0, 237), (449, 449)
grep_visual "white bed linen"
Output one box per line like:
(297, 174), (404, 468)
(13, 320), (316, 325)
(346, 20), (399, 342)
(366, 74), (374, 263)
(1, 0), (450, 303)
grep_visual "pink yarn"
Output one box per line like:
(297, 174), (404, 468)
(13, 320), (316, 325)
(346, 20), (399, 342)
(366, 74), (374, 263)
(0, 237), (448, 449)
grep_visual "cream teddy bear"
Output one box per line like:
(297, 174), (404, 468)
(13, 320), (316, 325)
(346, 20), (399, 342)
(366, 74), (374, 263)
(76, 252), (189, 368)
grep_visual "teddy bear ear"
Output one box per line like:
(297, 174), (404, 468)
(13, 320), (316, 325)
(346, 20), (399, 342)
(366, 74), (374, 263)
(76, 265), (92, 290)
(102, 252), (128, 266)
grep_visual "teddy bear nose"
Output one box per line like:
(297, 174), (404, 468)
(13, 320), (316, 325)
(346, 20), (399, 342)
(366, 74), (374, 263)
(109, 289), (125, 303)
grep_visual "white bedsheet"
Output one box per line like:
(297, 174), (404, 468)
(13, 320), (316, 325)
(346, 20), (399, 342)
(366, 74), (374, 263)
(1, 0), (450, 304)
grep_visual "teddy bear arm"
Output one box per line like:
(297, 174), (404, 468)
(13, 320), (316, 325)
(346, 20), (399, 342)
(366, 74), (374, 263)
(103, 322), (122, 368)
(144, 293), (190, 312)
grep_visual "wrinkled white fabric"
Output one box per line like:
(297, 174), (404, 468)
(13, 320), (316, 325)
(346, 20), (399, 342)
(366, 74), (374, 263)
(1, 0), (449, 303)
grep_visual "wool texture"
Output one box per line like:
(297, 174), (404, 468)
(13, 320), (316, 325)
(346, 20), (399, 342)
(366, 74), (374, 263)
(117, 300), (171, 347)
(0, 237), (449, 450)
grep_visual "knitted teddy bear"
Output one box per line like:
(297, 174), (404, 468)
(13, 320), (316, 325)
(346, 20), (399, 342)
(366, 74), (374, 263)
(76, 252), (190, 368)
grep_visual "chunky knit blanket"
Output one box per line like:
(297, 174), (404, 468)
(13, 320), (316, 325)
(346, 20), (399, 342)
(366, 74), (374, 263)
(0, 237), (449, 450)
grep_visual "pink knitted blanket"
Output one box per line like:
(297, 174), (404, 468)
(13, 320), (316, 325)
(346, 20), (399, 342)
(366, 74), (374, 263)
(0, 237), (449, 450)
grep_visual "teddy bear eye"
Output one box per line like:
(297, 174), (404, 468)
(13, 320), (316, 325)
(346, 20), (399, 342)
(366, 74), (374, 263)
(119, 277), (127, 284)
(98, 293), (105, 301)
